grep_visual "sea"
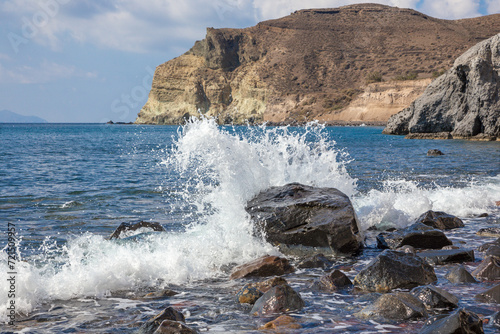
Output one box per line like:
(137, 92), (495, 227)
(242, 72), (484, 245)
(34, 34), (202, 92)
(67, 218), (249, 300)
(1, 119), (499, 333)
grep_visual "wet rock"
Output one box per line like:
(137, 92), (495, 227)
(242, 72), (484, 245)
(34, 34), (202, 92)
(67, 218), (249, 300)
(144, 289), (179, 299)
(236, 277), (288, 304)
(138, 307), (185, 334)
(418, 308), (484, 334)
(355, 292), (427, 321)
(376, 223), (453, 250)
(296, 253), (332, 269)
(230, 256), (294, 280)
(245, 183), (363, 254)
(445, 265), (478, 284)
(478, 237), (500, 252)
(475, 284), (500, 304)
(153, 320), (197, 334)
(354, 250), (437, 292)
(472, 256), (500, 281)
(251, 284), (305, 316)
(492, 312), (500, 327)
(485, 245), (500, 258)
(411, 285), (459, 310)
(396, 245), (417, 255)
(427, 149), (444, 156)
(251, 276), (288, 292)
(313, 269), (353, 292)
(259, 315), (302, 330)
(477, 227), (500, 238)
(415, 210), (464, 230)
(417, 248), (475, 265)
(236, 286), (263, 305)
(108, 221), (165, 240)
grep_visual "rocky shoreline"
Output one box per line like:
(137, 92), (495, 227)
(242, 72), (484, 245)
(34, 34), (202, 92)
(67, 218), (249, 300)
(264, 120), (387, 127)
(107, 184), (500, 334)
(383, 34), (500, 141)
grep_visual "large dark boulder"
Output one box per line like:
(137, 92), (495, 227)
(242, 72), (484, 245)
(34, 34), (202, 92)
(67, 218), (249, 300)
(230, 256), (294, 280)
(251, 284), (305, 316)
(415, 210), (464, 230)
(376, 223), (452, 250)
(246, 183), (363, 254)
(354, 250), (437, 292)
(419, 308), (484, 334)
(383, 33), (500, 141)
(355, 292), (427, 321)
(417, 248), (475, 265)
(411, 285), (459, 310)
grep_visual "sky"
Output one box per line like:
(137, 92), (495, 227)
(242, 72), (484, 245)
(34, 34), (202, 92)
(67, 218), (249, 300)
(0, 0), (498, 123)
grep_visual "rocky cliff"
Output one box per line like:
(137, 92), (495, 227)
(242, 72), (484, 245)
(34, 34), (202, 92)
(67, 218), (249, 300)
(383, 34), (500, 140)
(327, 79), (433, 122)
(136, 4), (500, 125)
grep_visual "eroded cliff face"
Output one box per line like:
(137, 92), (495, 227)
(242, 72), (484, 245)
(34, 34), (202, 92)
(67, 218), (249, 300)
(383, 33), (500, 140)
(323, 79), (433, 122)
(136, 4), (500, 125)
(136, 29), (270, 124)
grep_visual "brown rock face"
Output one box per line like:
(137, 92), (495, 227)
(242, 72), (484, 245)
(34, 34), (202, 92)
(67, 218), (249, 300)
(229, 255), (294, 280)
(136, 4), (500, 125)
(259, 315), (302, 330)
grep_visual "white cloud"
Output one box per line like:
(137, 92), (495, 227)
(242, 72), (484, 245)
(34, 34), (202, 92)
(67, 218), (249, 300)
(486, 0), (500, 14)
(0, 60), (97, 84)
(419, 0), (481, 19)
(0, 0), (491, 54)
(1, 0), (258, 53)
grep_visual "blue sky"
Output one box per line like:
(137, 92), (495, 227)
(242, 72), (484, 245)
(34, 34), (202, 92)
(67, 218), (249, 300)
(0, 0), (498, 123)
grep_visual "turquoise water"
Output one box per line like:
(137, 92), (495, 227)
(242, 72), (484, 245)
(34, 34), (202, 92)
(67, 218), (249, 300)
(1, 121), (499, 332)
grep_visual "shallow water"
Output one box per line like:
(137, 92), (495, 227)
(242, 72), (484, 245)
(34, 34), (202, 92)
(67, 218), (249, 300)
(1, 120), (499, 332)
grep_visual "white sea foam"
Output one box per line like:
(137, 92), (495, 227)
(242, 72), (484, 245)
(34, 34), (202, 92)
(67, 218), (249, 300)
(1, 118), (498, 320)
(354, 175), (500, 230)
(0, 118), (355, 318)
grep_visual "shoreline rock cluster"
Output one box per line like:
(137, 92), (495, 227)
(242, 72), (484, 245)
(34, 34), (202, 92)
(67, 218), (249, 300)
(383, 33), (500, 141)
(108, 184), (500, 333)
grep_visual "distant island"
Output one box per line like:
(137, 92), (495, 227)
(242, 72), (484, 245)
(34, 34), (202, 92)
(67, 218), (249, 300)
(0, 110), (47, 123)
(135, 3), (500, 126)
